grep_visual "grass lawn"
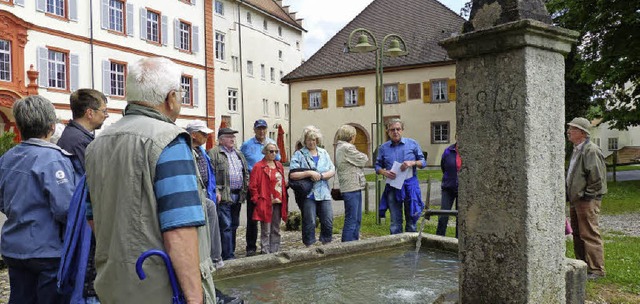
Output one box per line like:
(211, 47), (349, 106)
(602, 180), (640, 214)
(607, 164), (640, 172)
(365, 169), (443, 182)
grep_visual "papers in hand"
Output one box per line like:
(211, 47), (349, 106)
(386, 161), (413, 189)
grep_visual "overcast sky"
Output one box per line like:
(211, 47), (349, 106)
(283, 0), (468, 59)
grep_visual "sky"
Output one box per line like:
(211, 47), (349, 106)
(283, 0), (469, 59)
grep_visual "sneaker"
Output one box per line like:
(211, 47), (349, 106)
(246, 250), (257, 257)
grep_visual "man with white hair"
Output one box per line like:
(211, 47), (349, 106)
(85, 57), (216, 303)
(566, 117), (607, 280)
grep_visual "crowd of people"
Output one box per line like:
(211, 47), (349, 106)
(0, 55), (608, 303)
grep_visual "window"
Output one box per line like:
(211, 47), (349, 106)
(176, 21), (192, 52)
(215, 32), (225, 60)
(260, 64), (265, 80)
(108, 0), (125, 32)
(269, 131), (275, 139)
(278, 50), (283, 60)
(262, 98), (269, 115)
(231, 56), (239, 72)
(284, 104), (289, 119)
(0, 40), (10, 82)
(270, 67), (275, 82)
(180, 75), (192, 105)
(278, 26), (282, 36)
(432, 79), (447, 102)
(246, 12), (252, 24)
(296, 41), (300, 49)
(344, 88), (358, 106)
(214, 0), (224, 15)
(263, 19), (268, 31)
(228, 88), (238, 111)
(279, 70), (283, 82)
(47, 0), (65, 17)
(146, 10), (160, 43)
(309, 91), (321, 109)
(246, 60), (253, 76)
(384, 84), (398, 104)
(431, 122), (450, 144)
(408, 83), (421, 100)
(274, 101), (280, 117)
(110, 61), (126, 97)
(593, 137), (601, 148)
(48, 49), (67, 89)
(608, 138), (618, 151)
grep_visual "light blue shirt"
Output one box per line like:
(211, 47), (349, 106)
(240, 137), (280, 171)
(375, 137), (426, 177)
(290, 147), (335, 201)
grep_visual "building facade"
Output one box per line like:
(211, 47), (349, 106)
(212, 0), (304, 151)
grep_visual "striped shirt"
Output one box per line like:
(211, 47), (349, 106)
(222, 147), (244, 190)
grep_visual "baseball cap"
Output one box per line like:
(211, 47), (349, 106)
(218, 127), (239, 138)
(254, 119), (268, 128)
(185, 120), (214, 134)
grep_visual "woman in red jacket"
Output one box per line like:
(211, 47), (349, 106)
(249, 143), (288, 254)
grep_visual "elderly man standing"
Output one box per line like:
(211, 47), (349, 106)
(240, 119), (279, 256)
(208, 128), (249, 260)
(0, 96), (79, 304)
(375, 118), (426, 235)
(85, 57), (216, 303)
(566, 117), (607, 280)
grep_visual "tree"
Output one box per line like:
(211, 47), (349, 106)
(546, 0), (640, 130)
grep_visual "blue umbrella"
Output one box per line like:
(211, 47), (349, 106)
(136, 249), (185, 304)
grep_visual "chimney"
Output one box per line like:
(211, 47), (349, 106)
(275, 0), (282, 7)
(282, 5), (289, 13)
(289, 11), (296, 20)
(296, 18), (303, 27)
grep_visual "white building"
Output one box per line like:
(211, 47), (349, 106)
(0, 0), (215, 139)
(212, 0), (304, 152)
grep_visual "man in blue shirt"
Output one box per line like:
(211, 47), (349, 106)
(240, 119), (279, 256)
(375, 118), (426, 234)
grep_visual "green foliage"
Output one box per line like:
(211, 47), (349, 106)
(601, 180), (640, 215)
(546, 0), (640, 130)
(365, 169), (443, 182)
(0, 132), (18, 156)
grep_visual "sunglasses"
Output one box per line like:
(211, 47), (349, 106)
(267, 150), (279, 154)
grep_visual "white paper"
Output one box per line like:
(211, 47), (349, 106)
(386, 161), (413, 189)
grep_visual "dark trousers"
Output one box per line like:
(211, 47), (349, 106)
(245, 198), (258, 253)
(217, 194), (242, 260)
(3, 256), (63, 304)
(436, 188), (458, 238)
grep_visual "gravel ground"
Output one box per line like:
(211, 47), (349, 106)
(0, 213), (638, 303)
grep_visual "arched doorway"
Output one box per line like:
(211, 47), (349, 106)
(333, 123), (371, 165)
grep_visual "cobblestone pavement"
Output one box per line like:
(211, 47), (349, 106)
(0, 213), (638, 302)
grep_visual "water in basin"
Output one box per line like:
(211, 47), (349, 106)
(215, 246), (459, 303)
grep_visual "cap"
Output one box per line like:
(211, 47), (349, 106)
(218, 127), (239, 138)
(185, 120), (214, 134)
(567, 117), (591, 135)
(254, 119), (268, 128)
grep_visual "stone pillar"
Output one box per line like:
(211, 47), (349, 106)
(439, 1), (579, 303)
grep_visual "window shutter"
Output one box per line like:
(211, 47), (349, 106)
(14, 0), (24, 6)
(101, 0), (109, 29)
(448, 78), (457, 102)
(102, 60), (111, 96)
(139, 8), (147, 40)
(126, 3), (134, 36)
(398, 83), (406, 103)
(37, 47), (48, 87)
(36, 0), (45, 12)
(192, 78), (199, 107)
(161, 15), (168, 46)
(192, 26), (200, 53)
(336, 89), (344, 108)
(321, 90), (328, 109)
(357, 87), (365, 106)
(301, 92), (309, 110)
(70, 54), (79, 91)
(69, 0), (78, 21)
(174, 19), (180, 49)
(423, 81), (431, 103)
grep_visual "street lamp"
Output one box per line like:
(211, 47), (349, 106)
(345, 28), (408, 224)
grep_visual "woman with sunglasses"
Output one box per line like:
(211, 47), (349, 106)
(248, 143), (288, 254)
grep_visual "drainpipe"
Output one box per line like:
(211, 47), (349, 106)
(89, 0), (95, 88)
(237, 1), (246, 141)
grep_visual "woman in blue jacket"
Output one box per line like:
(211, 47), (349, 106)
(437, 142), (460, 237)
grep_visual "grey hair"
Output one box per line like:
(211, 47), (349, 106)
(126, 57), (182, 106)
(261, 143), (278, 155)
(386, 118), (404, 130)
(13, 96), (57, 139)
(301, 126), (323, 147)
(336, 124), (356, 142)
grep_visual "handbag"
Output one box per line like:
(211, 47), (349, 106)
(288, 168), (315, 198)
(331, 177), (343, 201)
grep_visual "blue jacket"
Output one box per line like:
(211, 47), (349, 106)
(440, 144), (459, 191)
(197, 145), (217, 202)
(0, 139), (79, 259)
(290, 147), (335, 201)
(379, 176), (423, 221)
(57, 120), (94, 174)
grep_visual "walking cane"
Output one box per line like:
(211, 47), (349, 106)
(136, 249), (185, 304)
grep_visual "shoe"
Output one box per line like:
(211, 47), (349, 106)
(246, 250), (256, 257)
(587, 273), (605, 280)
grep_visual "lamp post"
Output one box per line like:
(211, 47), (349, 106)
(346, 28), (408, 224)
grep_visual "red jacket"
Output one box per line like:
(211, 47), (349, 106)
(249, 159), (288, 222)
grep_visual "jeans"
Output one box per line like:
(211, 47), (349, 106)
(341, 190), (362, 242)
(436, 188), (458, 237)
(217, 194), (241, 260)
(387, 190), (417, 234)
(570, 199), (605, 275)
(245, 198), (259, 254)
(85, 296), (101, 304)
(3, 256), (63, 304)
(302, 198), (333, 246)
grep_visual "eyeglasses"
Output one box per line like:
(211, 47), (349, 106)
(388, 128), (402, 132)
(175, 89), (186, 99)
(267, 150), (279, 154)
(93, 108), (108, 115)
